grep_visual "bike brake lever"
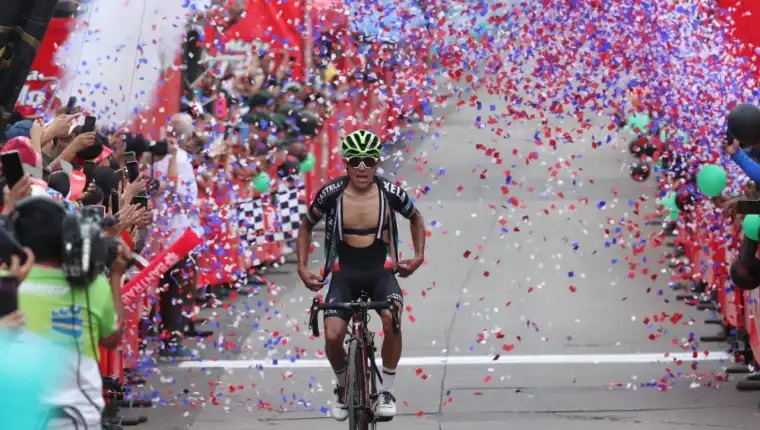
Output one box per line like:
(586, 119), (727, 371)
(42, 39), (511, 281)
(309, 297), (321, 337)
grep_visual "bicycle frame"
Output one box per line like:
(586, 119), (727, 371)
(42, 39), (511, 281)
(349, 304), (383, 413)
(308, 294), (400, 427)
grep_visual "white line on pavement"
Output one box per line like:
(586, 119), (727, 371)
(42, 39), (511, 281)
(177, 352), (732, 369)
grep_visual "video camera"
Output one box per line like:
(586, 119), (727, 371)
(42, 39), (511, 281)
(0, 197), (127, 288)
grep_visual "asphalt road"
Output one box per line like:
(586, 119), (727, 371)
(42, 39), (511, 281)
(121, 86), (760, 429)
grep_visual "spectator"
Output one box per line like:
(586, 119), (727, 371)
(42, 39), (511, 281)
(147, 126), (203, 360)
(14, 196), (126, 429)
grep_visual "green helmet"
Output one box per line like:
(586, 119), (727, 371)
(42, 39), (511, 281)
(341, 130), (382, 158)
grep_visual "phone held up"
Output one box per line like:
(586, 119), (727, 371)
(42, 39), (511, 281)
(90, 205), (106, 218)
(132, 194), (149, 210)
(65, 96), (77, 115)
(1, 151), (25, 188)
(81, 115), (97, 133)
(124, 151), (139, 182)
(110, 189), (120, 215)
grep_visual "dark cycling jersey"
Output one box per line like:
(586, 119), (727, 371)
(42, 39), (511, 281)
(304, 175), (417, 281)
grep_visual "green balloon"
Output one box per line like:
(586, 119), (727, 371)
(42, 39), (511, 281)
(658, 192), (679, 219)
(300, 152), (316, 173)
(252, 172), (271, 193)
(659, 192), (678, 210)
(696, 164), (727, 197)
(626, 114), (651, 133)
(743, 215), (760, 241)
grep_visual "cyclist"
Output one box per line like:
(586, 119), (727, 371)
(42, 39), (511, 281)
(296, 129), (427, 421)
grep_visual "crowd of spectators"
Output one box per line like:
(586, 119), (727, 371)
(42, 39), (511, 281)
(0, 0), (434, 424)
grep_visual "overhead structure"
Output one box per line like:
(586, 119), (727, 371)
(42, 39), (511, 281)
(0, 0), (58, 126)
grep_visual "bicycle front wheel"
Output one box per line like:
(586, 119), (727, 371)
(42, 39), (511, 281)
(347, 339), (369, 430)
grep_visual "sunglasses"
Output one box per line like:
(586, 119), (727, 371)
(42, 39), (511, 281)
(346, 156), (378, 169)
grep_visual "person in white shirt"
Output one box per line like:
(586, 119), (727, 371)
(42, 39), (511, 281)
(147, 124), (203, 360)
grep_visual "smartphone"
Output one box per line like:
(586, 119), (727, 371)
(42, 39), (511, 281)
(736, 200), (760, 215)
(126, 167), (139, 184)
(0, 276), (19, 318)
(146, 178), (160, 195)
(90, 205), (106, 218)
(0, 151), (25, 188)
(132, 194), (149, 209)
(82, 116), (97, 133)
(113, 168), (125, 183)
(83, 161), (96, 190)
(65, 96), (77, 114)
(150, 139), (168, 157)
(124, 151), (136, 164)
(110, 189), (120, 215)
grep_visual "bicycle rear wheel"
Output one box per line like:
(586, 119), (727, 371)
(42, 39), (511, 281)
(347, 339), (369, 430)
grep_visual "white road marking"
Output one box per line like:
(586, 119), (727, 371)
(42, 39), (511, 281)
(177, 352), (732, 369)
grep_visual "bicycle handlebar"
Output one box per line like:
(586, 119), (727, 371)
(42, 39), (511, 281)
(308, 297), (400, 338)
(318, 301), (393, 310)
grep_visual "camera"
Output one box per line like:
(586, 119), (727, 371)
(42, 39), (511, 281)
(147, 139), (168, 157)
(61, 206), (119, 287)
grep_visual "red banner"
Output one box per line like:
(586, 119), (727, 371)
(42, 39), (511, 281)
(121, 228), (202, 309)
(16, 18), (71, 116)
(718, 0), (760, 59)
(205, 0), (305, 80)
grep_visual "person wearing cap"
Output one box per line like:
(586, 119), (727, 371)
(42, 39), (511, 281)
(146, 127), (203, 361)
(46, 127), (98, 172)
(2, 136), (43, 169)
(12, 196), (126, 430)
(246, 90), (276, 115)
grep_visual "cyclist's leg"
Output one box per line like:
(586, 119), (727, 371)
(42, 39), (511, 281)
(323, 270), (352, 421)
(372, 270), (403, 417)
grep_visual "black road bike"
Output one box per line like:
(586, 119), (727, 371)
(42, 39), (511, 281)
(309, 293), (400, 430)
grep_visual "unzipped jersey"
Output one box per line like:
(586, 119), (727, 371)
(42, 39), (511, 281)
(304, 175), (417, 280)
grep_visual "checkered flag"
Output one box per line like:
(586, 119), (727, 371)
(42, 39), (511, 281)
(236, 199), (266, 246)
(275, 179), (308, 241)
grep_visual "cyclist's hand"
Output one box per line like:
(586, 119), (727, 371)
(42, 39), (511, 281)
(397, 255), (424, 278)
(298, 267), (324, 291)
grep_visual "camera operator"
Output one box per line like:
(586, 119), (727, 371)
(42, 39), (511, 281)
(8, 196), (128, 429)
(718, 133), (760, 291)
(146, 117), (203, 361)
